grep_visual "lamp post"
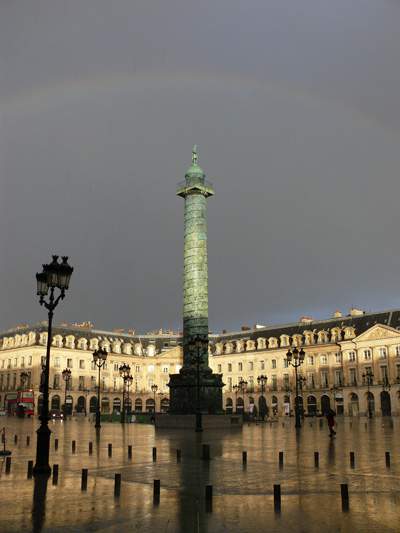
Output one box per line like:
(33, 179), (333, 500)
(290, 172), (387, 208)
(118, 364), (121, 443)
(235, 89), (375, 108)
(188, 335), (205, 432)
(33, 255), (73, 477)
(298, 374), (306, 419)
(257, 374), (268, 420)
(119, 364), (133, 423)
(286, 347), (305, 429)
(151, 384), (158, 414)
(61, 368), (71, 419)
(363, 368), (374, 418)
(93, 348), (108, 429)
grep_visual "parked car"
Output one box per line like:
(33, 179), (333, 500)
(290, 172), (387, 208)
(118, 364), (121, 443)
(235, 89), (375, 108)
(49, 409), (64, 420)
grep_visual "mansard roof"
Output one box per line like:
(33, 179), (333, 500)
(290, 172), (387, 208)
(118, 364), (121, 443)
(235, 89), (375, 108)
(2, 308), (400, 348)
(0, 323), (181, 351)
(210, 309), (400, 343)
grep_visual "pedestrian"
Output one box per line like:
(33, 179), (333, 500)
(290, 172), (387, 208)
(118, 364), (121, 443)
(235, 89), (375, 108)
(326, 408), (336, 437)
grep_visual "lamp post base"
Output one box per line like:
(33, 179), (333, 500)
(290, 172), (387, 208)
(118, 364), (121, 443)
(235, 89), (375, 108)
(33, 424), (52, 477)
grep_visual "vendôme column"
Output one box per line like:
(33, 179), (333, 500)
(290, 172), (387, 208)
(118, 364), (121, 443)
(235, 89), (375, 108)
(168, 146), (223, 414)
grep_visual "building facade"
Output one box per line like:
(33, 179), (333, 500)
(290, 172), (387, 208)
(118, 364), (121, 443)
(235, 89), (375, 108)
(1, 307), (400, 417)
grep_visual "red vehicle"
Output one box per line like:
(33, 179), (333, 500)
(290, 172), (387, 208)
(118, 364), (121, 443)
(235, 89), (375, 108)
(4, 390), (35, 417)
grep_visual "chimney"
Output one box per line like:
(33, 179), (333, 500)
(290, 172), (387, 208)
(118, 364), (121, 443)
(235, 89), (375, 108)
(349, 307), (364, 317)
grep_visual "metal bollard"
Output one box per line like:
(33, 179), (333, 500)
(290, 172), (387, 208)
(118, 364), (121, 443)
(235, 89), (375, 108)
(52, 464), (59, 485)
(89, 442), (93, 455)
(365, 423), (367, 430)
(385, 451), (391, 468)
(27, 461), (33, 479)
(314, 451), (319, 468)
(55, 438), (58, 451)
(14, 434), (18, 444)
(202, 444), (210, 461)
(319, 419), (323, 429)
(128, 445), (132, 459)
(108, 444), (112, 457)
(72, 440), (76, 453)
(273, 484), (281, 512)
(152, 447), (157, 462)
(81, 469), (88, 491)
(350, 451), (355, 469)
(114, 473), (121, 497)
(242, 451), (247, 465)
(279, 451), (284, 468)
(26, 436), (30, 446)
(153, 479), (160, 504)
(341, 483), (349, 511)
(205, 485), (213, 512)
(5, 456), (11, 474)
(176, 449), (181, 463)
(27, 460), (34, 479)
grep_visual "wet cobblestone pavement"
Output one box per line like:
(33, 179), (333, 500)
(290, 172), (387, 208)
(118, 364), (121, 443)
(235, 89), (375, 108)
(0, 416), (399, 532)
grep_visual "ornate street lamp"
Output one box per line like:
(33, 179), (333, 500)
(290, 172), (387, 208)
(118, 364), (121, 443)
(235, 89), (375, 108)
(363, 369), (374, 418)
(151, 384), (158, 414)
(33, 255), (73, 477)
(188, 335), (206, 432)
(119, 363), (133, 423)
(62, 368), (71, 419)
(257, 375), (268, 420)
(93, 348), (108, 429)
(286, 347), (305, 429)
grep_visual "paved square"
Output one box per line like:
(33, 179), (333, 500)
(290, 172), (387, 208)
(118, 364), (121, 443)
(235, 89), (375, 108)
(0, 417), (398, 532)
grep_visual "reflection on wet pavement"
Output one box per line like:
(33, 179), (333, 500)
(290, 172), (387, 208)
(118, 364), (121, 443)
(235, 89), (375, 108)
(0, 417), (399, 532)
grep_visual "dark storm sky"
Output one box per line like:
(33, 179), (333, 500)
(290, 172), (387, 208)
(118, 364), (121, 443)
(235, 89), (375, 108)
(1, 0), (400, 334)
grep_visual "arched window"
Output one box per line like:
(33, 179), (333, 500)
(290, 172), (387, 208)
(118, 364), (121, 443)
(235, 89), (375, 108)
(307, 395), (317, 415)
(51, 395), (60, 410)
(89, 396), (98, 413)
(380, 391), (391, 416)
(76, 396), (86, 413)
(225, 397), (233, 413)
(160, 398), (169, 413)
(146, 398), (155, 412)
(101, 397), (110, 414)
(135, 398), (143, 412)
(112, 340), (121, 354)
(280, 335), (290, 347)
(53, 335), (64, 348)
(113, 398), (121, 413)
(77, 338), (87, 350)
(366, 392), (375, 415)
(257, 338), (266, 350)
(89, 338), (99, 351)
(65, 335), (75, 349)
(268, 337), (278, 349)
(320, 395), (330, 414)
(236, 397), (244, 413)
(123, 343), (133, 355)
